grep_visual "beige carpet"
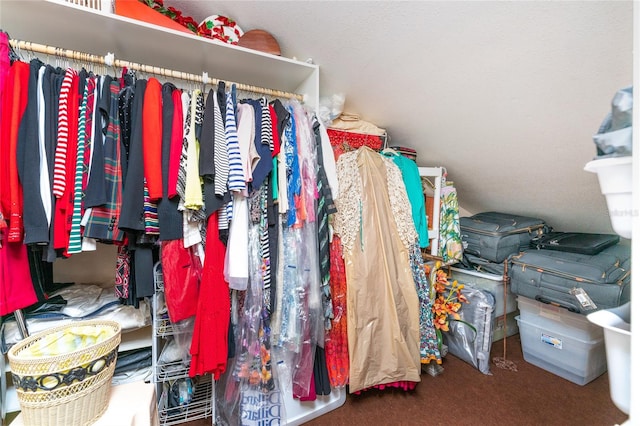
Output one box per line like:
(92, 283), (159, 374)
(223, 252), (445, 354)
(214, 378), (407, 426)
(185, 334), (628, 426)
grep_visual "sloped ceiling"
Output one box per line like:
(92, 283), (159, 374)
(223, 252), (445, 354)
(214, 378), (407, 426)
(167, 0), (633, 235)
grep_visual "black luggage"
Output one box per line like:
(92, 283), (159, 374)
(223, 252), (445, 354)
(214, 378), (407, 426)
(460, 212), (548, 263)
(509, 244), (630, 314)
(458, 253), (506, 276)
(530, 232), (619, 255)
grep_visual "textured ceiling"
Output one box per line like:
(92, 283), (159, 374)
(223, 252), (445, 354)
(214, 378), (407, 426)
(167, 0), (633, 235)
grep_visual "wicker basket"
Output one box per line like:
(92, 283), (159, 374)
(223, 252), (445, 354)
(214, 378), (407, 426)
(7, 320), (121, 426)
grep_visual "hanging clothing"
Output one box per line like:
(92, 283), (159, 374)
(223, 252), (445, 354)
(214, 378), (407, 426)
(245, 98), (273, 192)
(0, 231), (38, 316)
(141, 80), (162, 236)
(333, 147), (421, 393)
(225, 90), (245, 194)
(0, 58), (39, 314)
(438, 182), (463, 264)
(199, 89), (217, 218)
(312, 115), (335, 330)
(325, 236), (349, 388)
(213, 83), (229, 199)
(224, 193), (249, 291)
(283, 106), (301, 227)
(84, 79), (125, 243)
(183, 89), (204, 211)
(0, 60), (30, 243)
(83, 74), (108, 209)
(383, 150), (429, 248)
(16, 59), (44, 245)
(409, 243), (442, 364)
(189, 210), (230, 379)
(142, 77), (163, 200)
(157, 84), (182, 241)
(119, 79), (147, 234)
(166, 87), (182, 200)
(118, 70), (135, 187)
(236, 102), (259, 187)
(66, 76), (89, 253)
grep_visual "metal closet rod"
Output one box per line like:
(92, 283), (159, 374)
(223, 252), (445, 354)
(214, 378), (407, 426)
(9, 39), (304, 101)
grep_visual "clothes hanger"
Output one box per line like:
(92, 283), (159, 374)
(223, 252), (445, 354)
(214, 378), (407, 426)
(381, 146), (399, 156)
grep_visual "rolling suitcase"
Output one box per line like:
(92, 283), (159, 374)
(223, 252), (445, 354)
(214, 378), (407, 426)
(509, 244), (630, 314)
(460, 212), (548, 263)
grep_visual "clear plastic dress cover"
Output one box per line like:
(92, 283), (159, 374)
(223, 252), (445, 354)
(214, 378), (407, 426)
(442, 287), (495, 375)
(217, 225), (287, 426)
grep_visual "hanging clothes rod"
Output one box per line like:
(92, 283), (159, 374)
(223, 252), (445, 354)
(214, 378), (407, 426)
(9, 38), (304, 101)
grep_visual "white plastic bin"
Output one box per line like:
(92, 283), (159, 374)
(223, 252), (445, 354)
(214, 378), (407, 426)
(450, 268), (516, 317)
(587, 302), (631, 415)
(515, 315), (606, 386)
(584, 156), (632, 239)
(516, 297), (606, 386)
(517, 296), (604, 342)
(451, 268), (519, 342)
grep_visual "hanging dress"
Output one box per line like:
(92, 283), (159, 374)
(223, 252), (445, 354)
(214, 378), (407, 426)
(325, 236), (349, 388)
(333, 147), (421, 393)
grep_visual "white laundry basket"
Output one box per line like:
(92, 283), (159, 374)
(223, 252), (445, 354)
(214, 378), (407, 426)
(584, 156), (632, 239)
(586, 303), (631, 415)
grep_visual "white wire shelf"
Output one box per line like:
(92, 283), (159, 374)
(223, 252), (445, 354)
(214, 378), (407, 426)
(158, 375), (214, 426)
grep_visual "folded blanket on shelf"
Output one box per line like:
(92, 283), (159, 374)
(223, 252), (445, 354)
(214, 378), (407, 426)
(1, 284), (150, 351)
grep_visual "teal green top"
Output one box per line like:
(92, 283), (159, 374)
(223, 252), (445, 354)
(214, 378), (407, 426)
(383, 151), (429, 248)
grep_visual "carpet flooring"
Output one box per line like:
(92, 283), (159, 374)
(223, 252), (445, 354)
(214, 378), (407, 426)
(185, 334), (628, 426)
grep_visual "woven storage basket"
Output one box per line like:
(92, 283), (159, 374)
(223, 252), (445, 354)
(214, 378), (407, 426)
(7, 320), (121, 426)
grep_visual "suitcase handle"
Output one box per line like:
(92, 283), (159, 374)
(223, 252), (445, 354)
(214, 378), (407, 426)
(534, 296), (581, 313)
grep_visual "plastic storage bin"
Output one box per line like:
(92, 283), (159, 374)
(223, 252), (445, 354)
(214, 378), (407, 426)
(516, 297), (606, 385)
(450, 268), (516, 317)
(587, 302), (630, 415)
(450, 267), (518, 341)
(517, 296), (604, 342)
(584, 156), (632, 239)
(493, 311), (519, 342)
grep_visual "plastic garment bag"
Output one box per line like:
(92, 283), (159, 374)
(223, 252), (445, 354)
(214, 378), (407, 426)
(218, 225), (286, 426)
(335, 148), (421, 393)
(442, 287), (495, 375)
(593, 86), (633, 158)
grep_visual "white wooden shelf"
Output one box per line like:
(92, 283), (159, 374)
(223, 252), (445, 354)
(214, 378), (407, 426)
(0, 0), (319, 110)
(119, 325), (153, 353)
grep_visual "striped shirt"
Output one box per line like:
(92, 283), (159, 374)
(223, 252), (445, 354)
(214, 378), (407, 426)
(225, 91), (244, 193)
(67, 78), (89, 254)
(52, 68), (77, 198)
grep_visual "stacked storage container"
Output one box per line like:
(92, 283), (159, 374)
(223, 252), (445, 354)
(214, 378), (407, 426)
(449, 267), (518, 342)
(508, 233), (630, 385)
(515, 297), (607, 386)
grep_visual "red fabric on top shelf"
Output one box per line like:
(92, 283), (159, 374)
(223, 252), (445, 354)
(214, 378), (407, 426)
(114, 0), (194, 35)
